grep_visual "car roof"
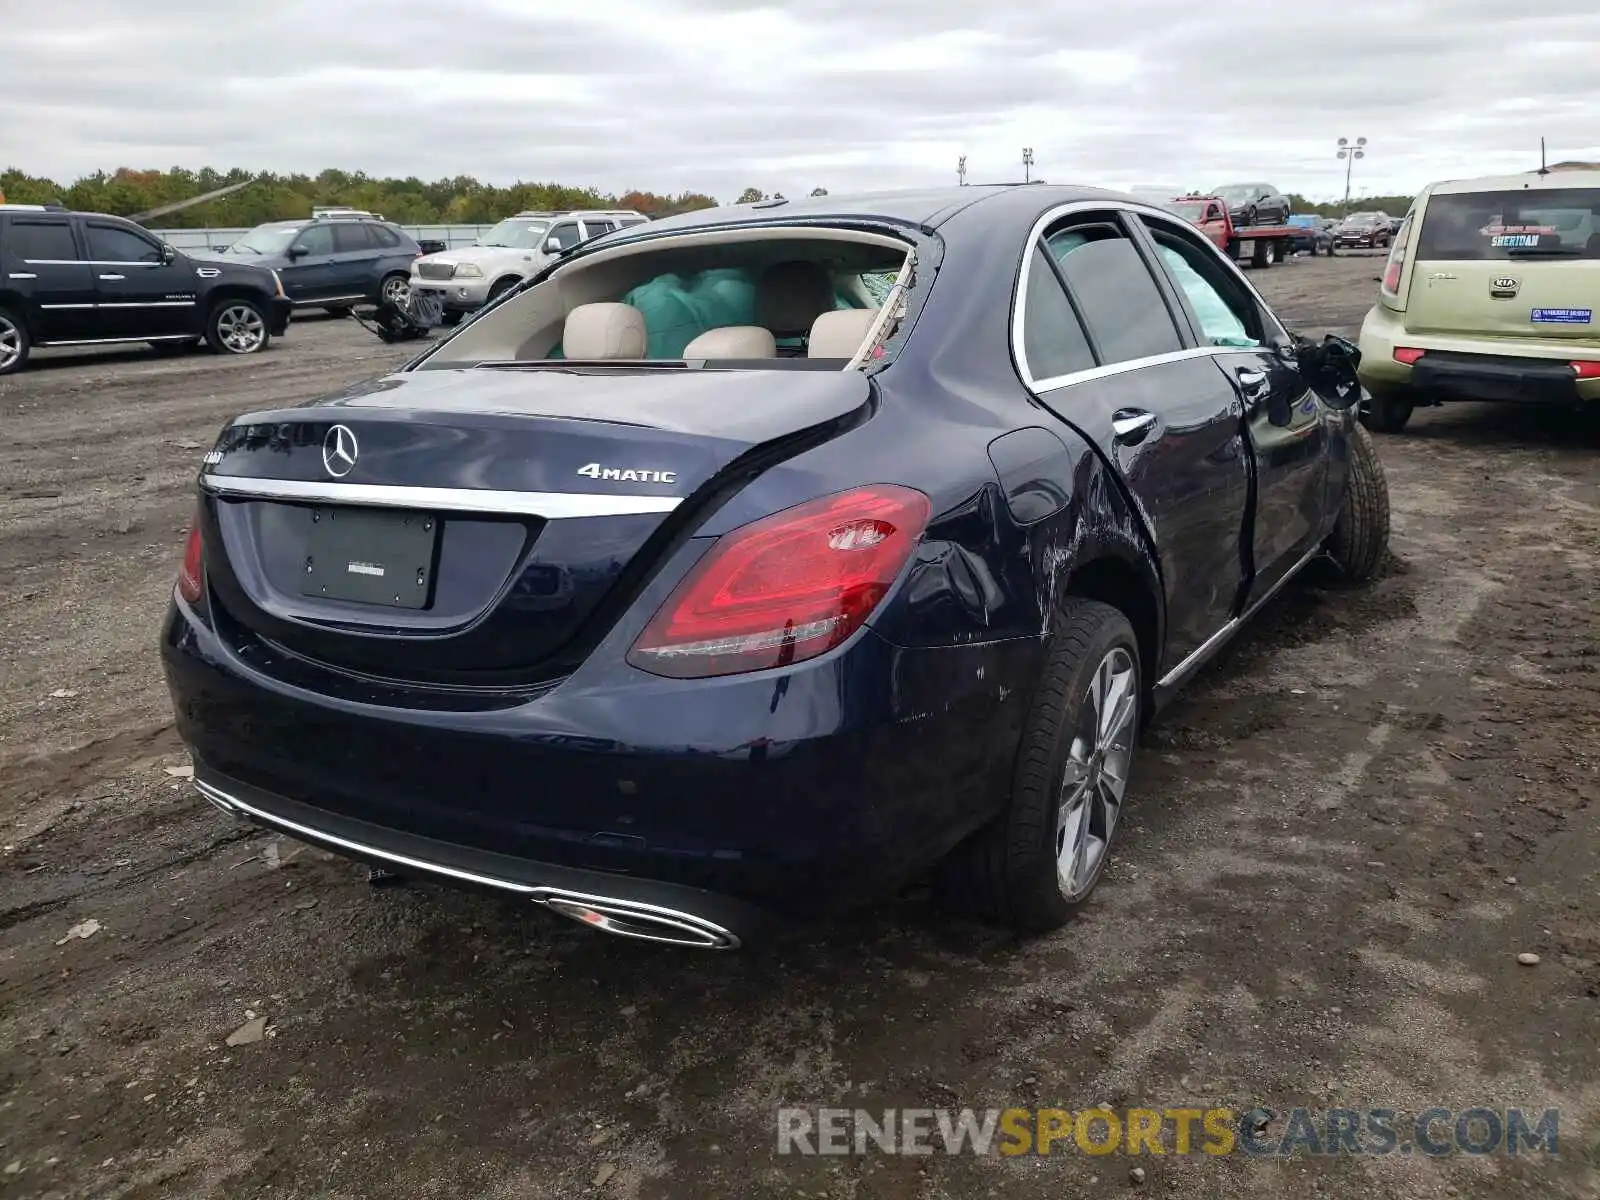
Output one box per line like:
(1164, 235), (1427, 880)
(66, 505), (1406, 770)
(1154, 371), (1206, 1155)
(1426, 169), (1600, 196)
(611, 184), (1143, 240)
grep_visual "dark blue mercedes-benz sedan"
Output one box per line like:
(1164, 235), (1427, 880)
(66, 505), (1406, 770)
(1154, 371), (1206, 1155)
(161, 184), (1389, 948)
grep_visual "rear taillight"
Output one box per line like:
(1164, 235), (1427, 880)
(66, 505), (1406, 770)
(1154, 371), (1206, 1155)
(628, 484), (931, 679)
(1393, 347), (1425, 365)
(177, 524), (204, 604)
(1572, 361), (1600, 380)
(1381, 214), (1410, 296)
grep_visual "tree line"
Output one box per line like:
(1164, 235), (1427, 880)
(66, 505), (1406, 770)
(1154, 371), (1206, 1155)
(0, 164), (1418, 228)
(0, 166), (721, 227)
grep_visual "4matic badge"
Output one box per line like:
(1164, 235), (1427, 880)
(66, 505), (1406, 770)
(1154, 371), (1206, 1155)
(576, 463), (677, 484)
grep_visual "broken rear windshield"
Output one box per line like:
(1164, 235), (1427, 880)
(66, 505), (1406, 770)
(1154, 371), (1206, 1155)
(1415, 188), (1600, 259)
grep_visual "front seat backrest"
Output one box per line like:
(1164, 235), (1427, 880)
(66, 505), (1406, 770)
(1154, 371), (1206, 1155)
(756, 260), (836, 339)
(807, 308), (879, 359)
(682, 326), (777, 359)
(563, 302), (647, 359)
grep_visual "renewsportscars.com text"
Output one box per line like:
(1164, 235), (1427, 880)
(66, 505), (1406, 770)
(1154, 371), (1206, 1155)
(776, 1106), (1560, 1158)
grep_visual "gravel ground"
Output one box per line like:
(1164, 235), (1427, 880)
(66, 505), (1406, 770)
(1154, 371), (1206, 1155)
(1, 257), (1597, 1199)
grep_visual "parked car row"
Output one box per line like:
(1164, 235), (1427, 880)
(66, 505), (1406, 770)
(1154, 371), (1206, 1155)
(0, 204), (653, 374)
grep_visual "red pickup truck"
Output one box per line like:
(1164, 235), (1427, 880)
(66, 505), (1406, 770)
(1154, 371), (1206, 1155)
(1160, 195), (1298, 268)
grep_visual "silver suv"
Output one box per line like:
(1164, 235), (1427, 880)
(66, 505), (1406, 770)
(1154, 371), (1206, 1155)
(410, 210), (647, 322)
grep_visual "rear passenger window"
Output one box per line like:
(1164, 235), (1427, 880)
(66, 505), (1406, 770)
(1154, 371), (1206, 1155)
(86, 223), (163, 263)
(369, 224), (402, 248)
(7, 221), (79, 261)
(1021, 247), (1096, 381)
(333, 223), (374, 253)
(1045, 222), (1183, 364)
(1139, 218), (1263, 348)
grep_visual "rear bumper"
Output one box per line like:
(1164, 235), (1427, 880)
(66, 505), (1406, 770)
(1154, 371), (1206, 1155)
(194, 767), (761, 947)
(161, 598), (1034, 932)
(1407, 352), (1586, 405)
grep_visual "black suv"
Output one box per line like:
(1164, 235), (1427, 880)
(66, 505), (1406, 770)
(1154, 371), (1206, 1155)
(194, 215), (422, 314)
(0, 204), (292, 375)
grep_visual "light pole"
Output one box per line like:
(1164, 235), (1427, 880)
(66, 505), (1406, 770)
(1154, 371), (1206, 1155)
(958, 155), (967, 187)
(1022, 148), (1034, 184)
(1336, 137), (1367, 216)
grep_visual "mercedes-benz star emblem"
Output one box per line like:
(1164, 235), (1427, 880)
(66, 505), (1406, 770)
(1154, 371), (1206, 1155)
(322, 424), (359, 478)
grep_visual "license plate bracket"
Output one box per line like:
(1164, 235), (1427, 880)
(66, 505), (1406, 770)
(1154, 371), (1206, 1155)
(298, 506), (440, 609)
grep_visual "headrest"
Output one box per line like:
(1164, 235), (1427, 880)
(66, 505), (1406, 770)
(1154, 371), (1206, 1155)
(756, 260), (836, 336)
(562, 302), (646, 359)
(807, 308), (879, 359)
(683, 325), (778, 359)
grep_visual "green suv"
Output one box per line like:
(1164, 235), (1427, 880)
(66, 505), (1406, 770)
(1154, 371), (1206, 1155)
(1356, 170), (1599, 431)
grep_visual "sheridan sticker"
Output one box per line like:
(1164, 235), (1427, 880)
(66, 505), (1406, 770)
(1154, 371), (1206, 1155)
(1530, 308), (1592, 325)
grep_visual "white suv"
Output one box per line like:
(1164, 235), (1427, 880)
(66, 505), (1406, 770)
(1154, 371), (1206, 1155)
(411, 210), (647, 323)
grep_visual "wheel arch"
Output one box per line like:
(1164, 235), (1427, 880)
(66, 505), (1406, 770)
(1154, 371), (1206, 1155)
(1060, 555), (1161, 710)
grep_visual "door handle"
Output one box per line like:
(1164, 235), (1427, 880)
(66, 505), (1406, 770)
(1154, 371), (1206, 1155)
(1236, 368), (1269, 398)
(1111, 409), (1157, 444)
(98, 273), (126, 281)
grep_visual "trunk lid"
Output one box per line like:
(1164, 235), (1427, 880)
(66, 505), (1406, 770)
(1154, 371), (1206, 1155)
(1405, 184), (1600, 345)
(198, 366), (872, 687)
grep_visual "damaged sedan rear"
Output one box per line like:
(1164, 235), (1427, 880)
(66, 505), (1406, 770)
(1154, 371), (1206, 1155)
(161, 185), (1388, 948)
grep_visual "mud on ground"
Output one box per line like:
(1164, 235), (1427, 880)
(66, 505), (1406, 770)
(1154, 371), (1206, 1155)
(1, 260), (1597, 1199)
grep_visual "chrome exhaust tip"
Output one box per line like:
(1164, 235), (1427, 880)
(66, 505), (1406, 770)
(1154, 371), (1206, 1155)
(535, 888), (740, 950)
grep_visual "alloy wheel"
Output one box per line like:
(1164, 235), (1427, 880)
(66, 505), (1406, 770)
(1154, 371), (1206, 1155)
(1055, 646), (1138, 900)
(382, 276), (411, 306)
(0, 315), (20, 372)
(216, 305), (265, 354)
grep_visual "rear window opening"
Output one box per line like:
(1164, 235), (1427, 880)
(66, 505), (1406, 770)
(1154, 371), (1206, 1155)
(1415, 187), (1600, 261)
(418, 227), (915, 373)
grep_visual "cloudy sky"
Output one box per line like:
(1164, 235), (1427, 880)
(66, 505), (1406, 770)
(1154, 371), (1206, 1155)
(4, 0), (1598, 203)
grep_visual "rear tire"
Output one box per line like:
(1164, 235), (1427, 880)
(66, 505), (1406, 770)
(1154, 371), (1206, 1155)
(1325, 422), (1390, 581)
(379, 273), (411, 307)
(1361, 389), (1414, 433)
(0, 308), (33, 375)
(937, 598), (1141, 932)
(206, 299), (271, 355)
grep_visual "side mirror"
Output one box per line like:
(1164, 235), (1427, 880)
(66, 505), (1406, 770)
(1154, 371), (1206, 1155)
(1293, 334), (1363, 409)
(287, 245), (308, 260)
(542, 237), (564, 253)
(160, 243), (177, 265)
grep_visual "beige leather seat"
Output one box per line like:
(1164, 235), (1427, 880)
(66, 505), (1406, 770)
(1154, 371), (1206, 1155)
(755, 260), (836, 341)
(562, 302), (647, 359)
(682, 326), (777, 359)
(807, 308), (879, 359)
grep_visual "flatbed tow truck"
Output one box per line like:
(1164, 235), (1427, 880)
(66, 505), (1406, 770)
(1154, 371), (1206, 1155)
(1161, 195), (1299, 268)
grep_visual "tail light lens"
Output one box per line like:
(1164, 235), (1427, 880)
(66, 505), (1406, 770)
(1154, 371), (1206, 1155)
(177, 523), (204, 604)
(1380, 215), (1411, 297)
(628, 484), (931, 679)
(1393, 347), (1425, 365)
(1572, 361), (1600, 380)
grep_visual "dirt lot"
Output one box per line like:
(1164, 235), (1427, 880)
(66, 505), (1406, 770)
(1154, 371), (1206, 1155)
(2, 256), (1597, 1199)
